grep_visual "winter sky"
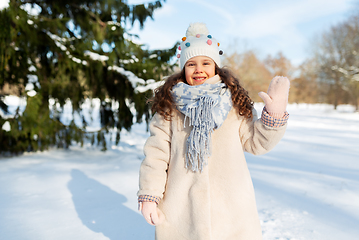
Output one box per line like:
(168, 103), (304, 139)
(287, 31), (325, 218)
(128, 0), (356, 66)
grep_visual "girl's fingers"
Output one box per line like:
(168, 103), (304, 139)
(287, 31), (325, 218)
(258, 91), (272, 105)
(140, 202), (165, 226)
(143, 211), (155, 225)
(141, 202), (157, 225)
(150, 211), (160, 225)
(146, 217), (155, 225)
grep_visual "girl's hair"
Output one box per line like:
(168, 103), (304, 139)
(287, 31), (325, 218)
(148, 65), (253, 121)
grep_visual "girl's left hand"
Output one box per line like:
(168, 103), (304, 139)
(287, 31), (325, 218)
(139, 201), (165, 226)
(258, 76), (290, 118)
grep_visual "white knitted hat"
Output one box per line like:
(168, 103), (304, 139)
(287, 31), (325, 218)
(177, 23), (222, 69)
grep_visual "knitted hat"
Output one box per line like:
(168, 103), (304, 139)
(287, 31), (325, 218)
(177, 23), (223, 69)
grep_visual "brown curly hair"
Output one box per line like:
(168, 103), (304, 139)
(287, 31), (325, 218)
(148, 65), (253, 121)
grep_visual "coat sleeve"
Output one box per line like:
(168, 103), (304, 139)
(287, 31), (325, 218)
(239, 108), (287, 155)
(137, 113), (171, 199)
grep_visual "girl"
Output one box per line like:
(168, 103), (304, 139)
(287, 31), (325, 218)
(137, 23), (290, 240)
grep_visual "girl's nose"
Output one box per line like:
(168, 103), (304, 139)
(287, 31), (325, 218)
(195, 65), (203, 73)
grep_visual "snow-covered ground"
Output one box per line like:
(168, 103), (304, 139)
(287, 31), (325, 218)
(1, 102), (359, 240)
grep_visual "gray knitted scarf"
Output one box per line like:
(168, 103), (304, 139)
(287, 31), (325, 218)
(171, 75), (232, 172)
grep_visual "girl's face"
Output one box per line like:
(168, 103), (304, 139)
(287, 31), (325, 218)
(184, 56), (216, 86)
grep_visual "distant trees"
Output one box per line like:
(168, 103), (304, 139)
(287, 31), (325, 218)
(264, 52), (295, 77)
(0, 0), (177, 153)
(223, 51), (294, 102)
(290, 59), (321, 104)
(223, 50), (272, 102)
(223, 12), (359, 110)
(312, 13), (359, 109)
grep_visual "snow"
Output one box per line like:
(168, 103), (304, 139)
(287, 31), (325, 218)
(0, 95), (26, 118)
(44, 31), (88, 66)
(28, 65), (36, 72)
(1, 101), (359, 240)
(19, 2), (41, 16)
(135, 80), (164, 93)
(84, 51), (109, 62)
(0, 0), (9, 10)
(25, 74), (40, 96)
(107, 21), (122, 28)
(26, 90), (37, 97)
(1, 121), (10, 132)
(107, 65), (158, 93)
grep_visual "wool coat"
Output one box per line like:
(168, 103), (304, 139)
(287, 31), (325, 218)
(138, 107), (287, 240)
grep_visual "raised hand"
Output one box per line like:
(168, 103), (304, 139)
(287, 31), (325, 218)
(258, 76), (290, 118)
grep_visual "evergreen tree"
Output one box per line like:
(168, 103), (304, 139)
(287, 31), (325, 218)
(0, 0), (177, 153)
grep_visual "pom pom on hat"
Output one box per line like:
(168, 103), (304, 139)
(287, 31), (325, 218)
(186, 23), (209, 37)
(178, 22), (221, 69)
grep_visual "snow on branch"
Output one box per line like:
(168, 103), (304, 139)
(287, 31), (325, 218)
(84, 50), (109, 62)
(108, 65), (144, 88)
(45, 31), (161, 92)
(135, 79), (164, 93)
(45, 31), (88, 66)
(107, 21), (121, 27)
(46, 31), (67, 51)
(107, 66), (163, 93)
(119, 55), (139, 64)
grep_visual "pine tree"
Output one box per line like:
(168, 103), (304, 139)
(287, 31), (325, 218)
(0, 0), (177, 153)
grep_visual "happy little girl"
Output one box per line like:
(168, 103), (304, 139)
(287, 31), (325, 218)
(137, 22), (290, 240)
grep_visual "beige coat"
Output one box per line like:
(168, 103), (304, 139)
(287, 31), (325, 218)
(138, 107), (287, 240)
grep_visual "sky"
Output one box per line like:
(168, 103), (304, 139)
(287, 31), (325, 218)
(128, 0), (357, 66)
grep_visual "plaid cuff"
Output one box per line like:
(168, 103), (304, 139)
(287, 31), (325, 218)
(261, 107), (289, 128)
(138, 195), (161, 204)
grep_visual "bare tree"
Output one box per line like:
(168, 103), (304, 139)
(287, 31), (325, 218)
(313, 14), (359, 109)
(290, 59), (321, 104)
(264, 52), (296, 78)
(223, 50), (272, 102)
